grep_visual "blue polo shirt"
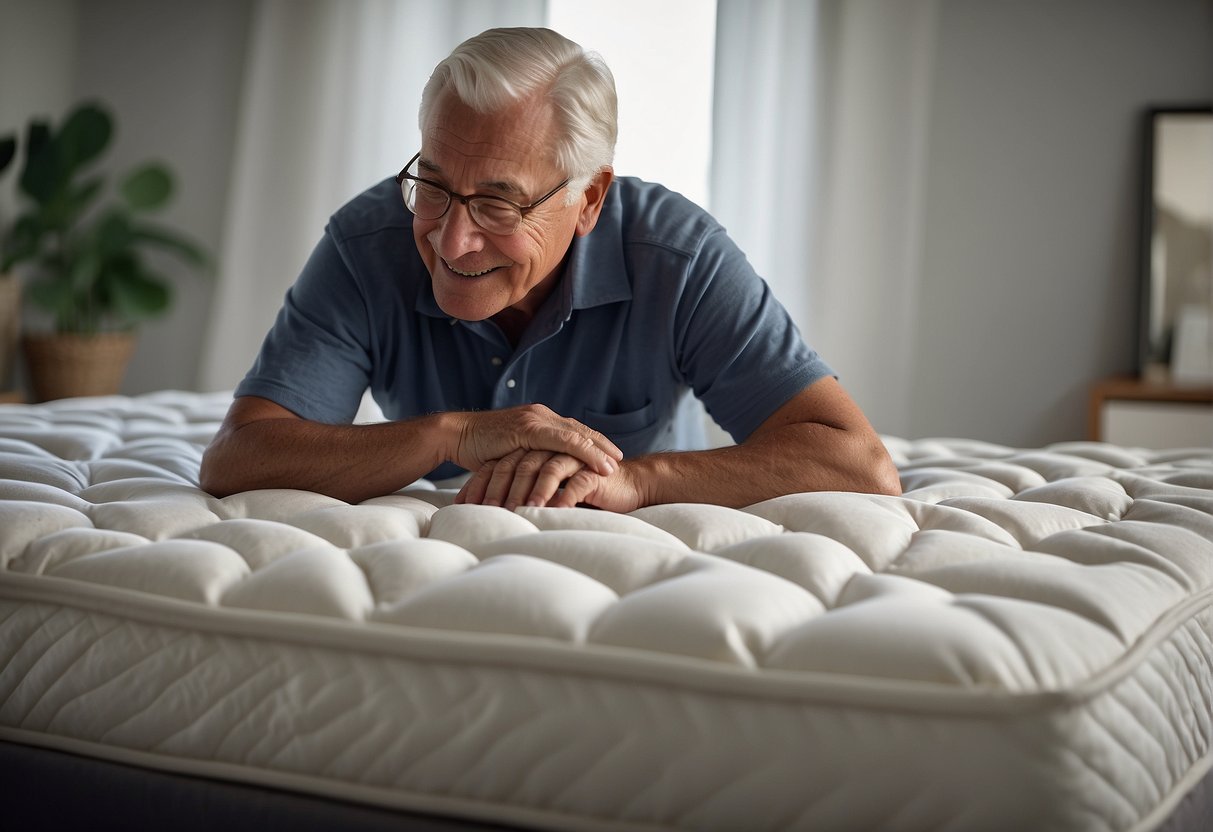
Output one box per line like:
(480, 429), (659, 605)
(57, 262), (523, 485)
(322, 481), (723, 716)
(235, 176), (833, 480)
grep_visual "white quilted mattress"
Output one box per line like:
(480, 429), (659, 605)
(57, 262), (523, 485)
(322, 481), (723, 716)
(1, 391), (1212, 831)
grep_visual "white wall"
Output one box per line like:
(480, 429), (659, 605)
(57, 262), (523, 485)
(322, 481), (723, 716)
(70, 0), (251, 395)
(909, 0), (1213, 445)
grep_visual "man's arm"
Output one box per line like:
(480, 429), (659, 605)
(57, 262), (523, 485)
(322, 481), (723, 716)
(456, 377), (901, 512)
(199, 396), (622, 503)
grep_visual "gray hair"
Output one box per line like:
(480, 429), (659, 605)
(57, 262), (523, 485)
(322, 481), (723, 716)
(419, 27), (618, 197)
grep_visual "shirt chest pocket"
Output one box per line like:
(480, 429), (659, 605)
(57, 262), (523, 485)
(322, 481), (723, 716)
(582, 400), (671, 457)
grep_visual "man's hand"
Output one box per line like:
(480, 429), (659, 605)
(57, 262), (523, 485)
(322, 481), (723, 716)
(456, 452), (646, 513)
(457, 378), (901, 512)
(200, 398), (623, 504)
(547, 462), (646, 512)
(203, 379), (896, 509)
(448, 404), (622, 478)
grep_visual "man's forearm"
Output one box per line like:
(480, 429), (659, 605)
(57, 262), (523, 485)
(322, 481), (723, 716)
(542, 418), (901, 512)
(620, 422), (901, 509)
(199, 415), (450, 502)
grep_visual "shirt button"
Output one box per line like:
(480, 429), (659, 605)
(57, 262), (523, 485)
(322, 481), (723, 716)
(506, 379), (517, 389)
(491, 357), (503, 367)
(449, 319), (458, 326)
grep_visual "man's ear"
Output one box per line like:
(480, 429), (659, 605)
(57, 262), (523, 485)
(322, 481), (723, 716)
(575, 167), (615, 236)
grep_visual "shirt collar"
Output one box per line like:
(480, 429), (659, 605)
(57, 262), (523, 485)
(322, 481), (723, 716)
(565, 181), (631, 310)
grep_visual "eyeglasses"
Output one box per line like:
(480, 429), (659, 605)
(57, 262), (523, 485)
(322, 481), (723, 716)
(396, 152), (570, 236)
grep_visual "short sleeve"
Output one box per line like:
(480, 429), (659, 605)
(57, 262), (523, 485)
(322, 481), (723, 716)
(233, 228), (374, 424)
(672, 227), (834, 442)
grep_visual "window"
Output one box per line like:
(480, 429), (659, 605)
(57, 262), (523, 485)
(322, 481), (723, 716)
(546, 0), (718, 209)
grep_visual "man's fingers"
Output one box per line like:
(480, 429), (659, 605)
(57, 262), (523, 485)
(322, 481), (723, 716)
(451, 408), (625, 501)
(455, 459), (497, 505)
(550, 421), (621, 462)
(481, 448), (527, 506)
(518, 453), (583, 508)
(548, 468), (601, 509)
(524, 421), (619, 476)
(456, 406), (622, 476)
(515, 407), (622, 474)
(456, 452), (588, 510)
(494, 449), (548, 509)
(566, 426), (622, 476)
(484, 451), (584, 509)
(456, 455), (640, 513)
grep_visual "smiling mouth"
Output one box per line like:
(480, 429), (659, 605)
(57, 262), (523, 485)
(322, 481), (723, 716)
(443, 260), (503, 278)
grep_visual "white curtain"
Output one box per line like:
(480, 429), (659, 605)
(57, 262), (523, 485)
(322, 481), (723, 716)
(711, 0), (938, 437)
(198, 0), (545, 392)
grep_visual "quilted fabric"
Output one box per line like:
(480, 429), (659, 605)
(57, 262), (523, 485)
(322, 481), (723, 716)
(1, 391), (1212, 831)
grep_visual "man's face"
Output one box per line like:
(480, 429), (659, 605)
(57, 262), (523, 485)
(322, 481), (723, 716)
(413, 90), (592, 325)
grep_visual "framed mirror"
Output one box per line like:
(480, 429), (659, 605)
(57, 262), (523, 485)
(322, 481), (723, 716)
(1138, 105), (1213, 385)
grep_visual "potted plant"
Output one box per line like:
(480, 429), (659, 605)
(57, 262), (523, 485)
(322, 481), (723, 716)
(0, 101), (209, 401)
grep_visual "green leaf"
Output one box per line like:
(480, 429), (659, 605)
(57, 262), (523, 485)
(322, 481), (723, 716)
(37, 173), (108, 234)
(0, 135), (15, 175)
(120, 163), (173, 211)
(131, 221), (210, 269)
(58, 102), (112, 171)
(20, 105), (112, 207)
(27, 275), (77, 318)
(105, 264), (171, 321)
(68, 247), (101, 292)
(68, 175), (106, 220)
(96, 210), (134, 257)
(19, 137), (66, 204)
(0, 214), (43, 271)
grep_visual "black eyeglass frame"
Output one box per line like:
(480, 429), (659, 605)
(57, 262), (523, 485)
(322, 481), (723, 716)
(395, 152), (571, 234)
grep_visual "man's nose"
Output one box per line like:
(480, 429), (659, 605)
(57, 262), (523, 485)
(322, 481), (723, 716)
(434, 199), (484, 257)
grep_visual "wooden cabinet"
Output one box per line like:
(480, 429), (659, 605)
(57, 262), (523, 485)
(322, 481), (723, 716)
(1089, 377), (1213, 449)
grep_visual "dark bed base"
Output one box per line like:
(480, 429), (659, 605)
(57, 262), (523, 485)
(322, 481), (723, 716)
(2, 741), (1210, 831)
(1159, 767), (1213, 832)
(1, 742), (529, 832)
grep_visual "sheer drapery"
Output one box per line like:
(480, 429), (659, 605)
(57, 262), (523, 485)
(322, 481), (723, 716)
(198, 0), (544, 392)
(711, 0), (938, 436)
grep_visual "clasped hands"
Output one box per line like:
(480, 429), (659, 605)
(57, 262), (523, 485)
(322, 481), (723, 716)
(450, 404), (642, 512)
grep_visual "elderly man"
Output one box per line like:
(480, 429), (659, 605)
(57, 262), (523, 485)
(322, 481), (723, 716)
(200, 27), (900, 511)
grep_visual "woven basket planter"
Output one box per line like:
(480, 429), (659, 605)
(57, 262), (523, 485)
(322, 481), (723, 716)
(23, 331), (137, 402)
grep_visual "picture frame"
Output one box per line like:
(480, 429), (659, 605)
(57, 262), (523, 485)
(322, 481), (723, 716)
(1137, 104), (1213, 383)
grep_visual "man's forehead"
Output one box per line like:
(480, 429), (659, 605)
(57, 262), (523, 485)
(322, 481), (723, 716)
(419, 131), (560, 196)
(416, 148), (533, 196)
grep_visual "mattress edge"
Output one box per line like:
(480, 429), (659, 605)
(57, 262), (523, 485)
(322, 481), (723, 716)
(3, 571), (1210, 717)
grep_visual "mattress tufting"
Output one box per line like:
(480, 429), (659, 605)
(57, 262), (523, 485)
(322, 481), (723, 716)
(1, 391), (1212, 831)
